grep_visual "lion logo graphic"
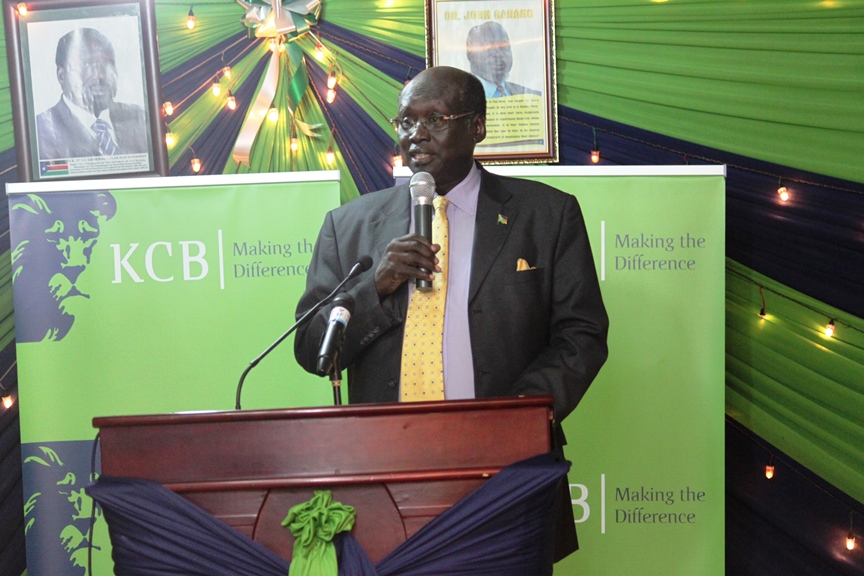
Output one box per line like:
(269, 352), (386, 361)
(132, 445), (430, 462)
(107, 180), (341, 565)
(10, 191), (116, 342)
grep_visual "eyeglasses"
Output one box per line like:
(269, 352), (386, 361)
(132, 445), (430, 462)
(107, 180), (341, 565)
(389, 111), (476, 133)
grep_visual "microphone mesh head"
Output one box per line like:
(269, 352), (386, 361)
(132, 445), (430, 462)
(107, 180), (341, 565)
(409, 171), (436, 203)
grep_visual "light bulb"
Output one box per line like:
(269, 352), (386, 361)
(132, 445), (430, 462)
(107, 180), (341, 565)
(227, 93), (236, 110)
(825, 320), (835, 338)
(778, 186), (789, 202)
(765, 465), (775, 479)
(211, 82), (221, 96)
(759, 307), (767, 319)
(326, 146), (335, 165)
(315, 42), (324, 61)
(186, 8), (195, 29)
(2, 396), (12, 409)
(162, 101), (174, 116)
(848, 532), (856, 551)
(191, 157), (201, 172)
(16, 3), (27, 15)
(326, 89), (336, 103)
(327, 74), (337, 90)
(590, 148), (600, 164)
(268, 107), (278, 122)
(165, 132), (175, 147)
(290, 136), (299, 151)
(222, 66), (232, 79)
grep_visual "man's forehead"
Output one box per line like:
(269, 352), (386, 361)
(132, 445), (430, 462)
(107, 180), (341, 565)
(399, 82), (459, 113)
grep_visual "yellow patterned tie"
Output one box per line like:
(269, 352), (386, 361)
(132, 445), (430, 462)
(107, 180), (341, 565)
(400, 196), (450, 401)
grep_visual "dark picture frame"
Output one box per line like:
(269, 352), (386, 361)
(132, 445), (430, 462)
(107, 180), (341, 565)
(425, 0), (558, 163)
(3, 0), (167, 181)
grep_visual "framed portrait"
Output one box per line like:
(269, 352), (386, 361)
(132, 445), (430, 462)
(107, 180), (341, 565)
(3, 0), (168, 181)
(425, 0), (558, 163)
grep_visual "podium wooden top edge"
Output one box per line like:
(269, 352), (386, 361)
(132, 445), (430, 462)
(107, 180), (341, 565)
(92, 395), (555, 429)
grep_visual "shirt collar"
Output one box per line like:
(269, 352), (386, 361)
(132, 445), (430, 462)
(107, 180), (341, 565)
(63, 94), (112, 129)
(436, 162), (480, 217)
(474, 74), (507, 98)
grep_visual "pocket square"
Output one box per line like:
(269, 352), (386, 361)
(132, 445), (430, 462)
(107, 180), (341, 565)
(516, 258), (536, 271)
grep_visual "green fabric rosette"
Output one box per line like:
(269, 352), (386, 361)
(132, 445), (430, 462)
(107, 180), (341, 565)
(281, 490), (356, 576)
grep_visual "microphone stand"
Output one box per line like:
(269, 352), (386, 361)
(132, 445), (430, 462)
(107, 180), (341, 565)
(329, 356), (343, 406)
(234, 260), (368, 410)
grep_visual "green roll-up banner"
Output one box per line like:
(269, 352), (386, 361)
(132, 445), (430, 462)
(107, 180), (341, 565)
(10, 166), (725, 575)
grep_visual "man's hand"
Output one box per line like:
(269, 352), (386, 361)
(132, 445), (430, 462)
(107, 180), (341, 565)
(374, 234), (441, 297)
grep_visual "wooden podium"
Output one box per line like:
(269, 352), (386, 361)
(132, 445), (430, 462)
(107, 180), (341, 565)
(93, 397), (554, 563)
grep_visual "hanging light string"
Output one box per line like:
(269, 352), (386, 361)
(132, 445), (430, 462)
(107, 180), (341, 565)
(726, 265), (864, 340)
(559, 115), (864, 197)
(726, 416), (862, 550)
(163, 38), (259, 115)
(304, 37), (398, 128)
(308, 77), (373, 193)
(316, 28), (419, 80)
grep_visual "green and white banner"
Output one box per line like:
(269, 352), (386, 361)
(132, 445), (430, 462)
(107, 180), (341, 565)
(10, 165), (724, 575)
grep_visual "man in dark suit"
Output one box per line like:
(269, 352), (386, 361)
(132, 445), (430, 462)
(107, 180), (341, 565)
(466, 21), (541, 98)
(294, 66), (608, 561)
(36, 28), (148, 160)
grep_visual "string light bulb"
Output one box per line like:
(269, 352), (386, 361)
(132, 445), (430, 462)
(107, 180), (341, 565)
(165, 131), (175, 148)
(222, 66), (232, 79)
(824, 319), (835, 338)
(226, 91), (236, 111)
(590, 127), (600, 163)
(268, 106), (278, 123)
(758, 285), (767, 318)
(327, 74), (338, 90)
(16, 3), (27, 15)
(326, 89), (336, 103)
(186, 6), (195, 29)
(315, 42), (325, 61)
(162, 101), (174, 116)
(2, 396), (12, 409)
(848, 531), (856, 551)
(211, 82), (221, 97)
(765, 465), (775, 479)
(326, 145), (335, 165)
(777, 178), (789, 202)
(190, 156), (201, 173)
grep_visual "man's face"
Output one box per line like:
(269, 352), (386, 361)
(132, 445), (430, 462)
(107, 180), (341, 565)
(467, 24), (513, 85)
(57, 37), (118, 116)
(397, 76), (485, 194)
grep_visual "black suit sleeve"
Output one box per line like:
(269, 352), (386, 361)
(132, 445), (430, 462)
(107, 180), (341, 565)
(293, 210), (403, 375)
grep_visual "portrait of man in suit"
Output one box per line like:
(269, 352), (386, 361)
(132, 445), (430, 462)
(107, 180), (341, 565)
(295, 66), (608, 563)
(466, 21), (541, 98)
(35, 27), (148, 161)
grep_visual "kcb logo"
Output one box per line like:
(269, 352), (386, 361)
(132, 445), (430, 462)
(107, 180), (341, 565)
(111, 241), (209, 283)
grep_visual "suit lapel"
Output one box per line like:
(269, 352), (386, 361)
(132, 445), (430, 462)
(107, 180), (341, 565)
(368, 183), (410, 261)
(470, 168), (516, 302)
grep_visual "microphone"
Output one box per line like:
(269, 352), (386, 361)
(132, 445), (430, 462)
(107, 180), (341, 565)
(316, 293), (355, 376)
(234, 255), (372, 409)
(410, 171), (436, 292)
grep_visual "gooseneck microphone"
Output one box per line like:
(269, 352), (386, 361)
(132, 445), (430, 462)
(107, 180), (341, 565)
(316, 293), (355, 376)
(410, 171), (436, 292)
(234, 255), (373, 410)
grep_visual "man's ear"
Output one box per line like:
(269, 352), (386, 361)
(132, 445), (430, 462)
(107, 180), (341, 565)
(56, 66), (66, 90)
(473, 114), (487, 144)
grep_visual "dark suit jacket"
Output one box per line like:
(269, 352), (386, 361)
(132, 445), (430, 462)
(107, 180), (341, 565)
(295, 166), (608, 424)
(501, 80), (541, 97)
(36, 98), (148, 160)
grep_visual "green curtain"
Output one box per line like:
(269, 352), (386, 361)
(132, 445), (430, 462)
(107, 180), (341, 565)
(726, 258), (864, 503)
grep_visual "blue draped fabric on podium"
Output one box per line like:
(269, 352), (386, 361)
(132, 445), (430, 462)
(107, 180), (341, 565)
(86, 452), (568, 576)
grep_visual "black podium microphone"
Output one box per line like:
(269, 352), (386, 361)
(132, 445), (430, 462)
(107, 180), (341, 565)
(316, 293), (355, 376)
(410, 171), (436, 292)
(234, 256), (372, 410)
